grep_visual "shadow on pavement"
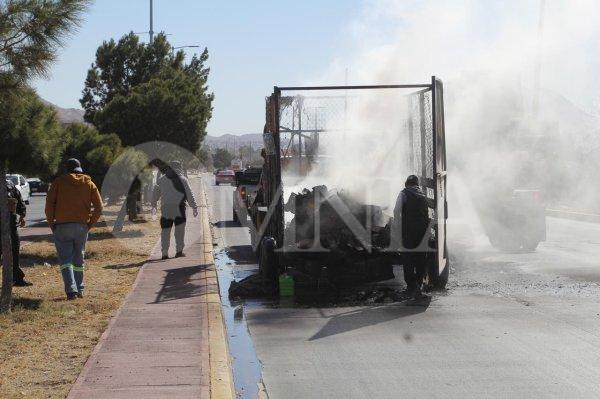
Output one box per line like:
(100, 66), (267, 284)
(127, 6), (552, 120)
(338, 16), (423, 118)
(309, 297), (431, 341)
(225, 245), (257, 266)
(154, 264), (212, 303)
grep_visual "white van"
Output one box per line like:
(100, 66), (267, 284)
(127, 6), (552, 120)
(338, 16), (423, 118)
(7, 174), (30, 204)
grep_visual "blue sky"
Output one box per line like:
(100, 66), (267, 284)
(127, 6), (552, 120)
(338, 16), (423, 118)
(32, 0), (363, 136)
(33, 0), (600, 136)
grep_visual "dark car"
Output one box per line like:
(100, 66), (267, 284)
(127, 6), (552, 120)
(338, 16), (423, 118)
(27, 178), (49, 194)
(232, 167), (262, 223)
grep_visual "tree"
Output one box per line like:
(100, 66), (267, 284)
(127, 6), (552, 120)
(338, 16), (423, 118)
(197, 146), (213, 171)
(213, 148), (234, 169)
(95, 67), (213, 153)
(0, 0), (90, 89)
(80, 32), (211, 124)
(61, 123), (123, 186)
(0, 0), (90, 313)
(0, 89), (67, 180)
(238, 144), (262, 165)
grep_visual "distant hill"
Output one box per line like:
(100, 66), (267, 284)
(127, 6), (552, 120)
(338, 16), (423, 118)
(41, 99), (86, 125)
(204, 133), (263, 151)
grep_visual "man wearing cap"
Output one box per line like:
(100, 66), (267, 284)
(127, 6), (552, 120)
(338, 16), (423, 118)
(0, 178), (32, 286)
(45, 158), (103, 300)
(393, 175), (431, 299)
(151, 161), (198, 260)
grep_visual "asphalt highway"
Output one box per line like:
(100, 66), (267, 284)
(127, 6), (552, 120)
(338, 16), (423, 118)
(204, 174), (600, 399)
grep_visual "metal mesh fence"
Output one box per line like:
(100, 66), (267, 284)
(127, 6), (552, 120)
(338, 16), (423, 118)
(277, 88), (437, 207)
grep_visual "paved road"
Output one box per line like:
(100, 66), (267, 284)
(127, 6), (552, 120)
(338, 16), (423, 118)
(25, 193), (47, 224)
(204, 174), (600, 399)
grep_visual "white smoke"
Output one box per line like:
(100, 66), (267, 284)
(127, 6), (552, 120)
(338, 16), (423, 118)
(284, 0), (600, 246)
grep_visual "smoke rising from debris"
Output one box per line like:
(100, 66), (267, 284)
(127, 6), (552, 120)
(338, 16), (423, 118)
(294, 0), (600, 246)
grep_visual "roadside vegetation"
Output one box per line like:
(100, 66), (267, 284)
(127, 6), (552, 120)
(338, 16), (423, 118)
(0, 209), (160, 398)
(1, 1), (214, 312)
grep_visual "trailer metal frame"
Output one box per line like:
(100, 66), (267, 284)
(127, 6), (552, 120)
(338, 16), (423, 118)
(258, 76), (448, 288)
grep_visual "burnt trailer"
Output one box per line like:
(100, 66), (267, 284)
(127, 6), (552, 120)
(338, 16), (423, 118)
(251, 77), (449, 290)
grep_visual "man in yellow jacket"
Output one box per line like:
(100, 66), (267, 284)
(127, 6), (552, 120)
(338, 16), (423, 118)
(45, 159), (103, 300)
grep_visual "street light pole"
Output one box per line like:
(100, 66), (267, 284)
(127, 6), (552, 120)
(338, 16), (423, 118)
(149, 0), (154, 44)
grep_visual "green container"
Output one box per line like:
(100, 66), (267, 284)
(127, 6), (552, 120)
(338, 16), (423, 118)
(279, 273), (294, 297)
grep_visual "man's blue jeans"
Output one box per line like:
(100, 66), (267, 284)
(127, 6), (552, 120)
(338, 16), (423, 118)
(53, 223), (88, 294)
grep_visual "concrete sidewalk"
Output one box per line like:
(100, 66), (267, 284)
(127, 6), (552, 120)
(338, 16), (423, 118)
(68, 177), (234, 399)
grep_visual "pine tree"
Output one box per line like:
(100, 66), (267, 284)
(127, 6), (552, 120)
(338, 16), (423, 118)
(0, 0), (90, 313)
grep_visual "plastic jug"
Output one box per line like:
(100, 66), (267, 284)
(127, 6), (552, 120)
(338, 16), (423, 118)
(279, 273), (294, 297)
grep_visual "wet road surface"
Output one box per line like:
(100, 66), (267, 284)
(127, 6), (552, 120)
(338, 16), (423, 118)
(203, 174), (600, 399)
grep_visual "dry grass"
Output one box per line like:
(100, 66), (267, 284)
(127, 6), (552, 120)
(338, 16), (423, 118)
(0, 209), (160, 399)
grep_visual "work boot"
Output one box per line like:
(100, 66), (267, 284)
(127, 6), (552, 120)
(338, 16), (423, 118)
(13, 280), (33, 287)
(412, 285), (431, 301)
(66, 292), (78, 300)
(399, 286), (416, 300)
(76, 292), (84, 299)
(161, 254), (169, 260)
(411, 285), (424, 300)
(175, 252), (185, 258)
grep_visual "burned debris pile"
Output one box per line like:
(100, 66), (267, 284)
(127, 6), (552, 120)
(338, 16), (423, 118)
(278, 185), (397, 286)
(284, 185), (392, 252)
(228, 185), (401, 301)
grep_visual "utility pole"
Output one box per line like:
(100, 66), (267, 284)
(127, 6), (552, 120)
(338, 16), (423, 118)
(149, 0), (154, 44)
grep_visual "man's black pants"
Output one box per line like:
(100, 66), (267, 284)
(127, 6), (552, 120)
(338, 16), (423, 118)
(402, 252), (426, 291)
(160, 204), (187, 256)
(0, 215), (25, 283)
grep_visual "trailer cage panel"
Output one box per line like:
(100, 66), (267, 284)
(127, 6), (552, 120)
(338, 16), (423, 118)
(259, 76), (448, 288)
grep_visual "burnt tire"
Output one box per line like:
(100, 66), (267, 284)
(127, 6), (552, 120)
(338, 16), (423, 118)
(432, 261), (449, 290)
(521, 240), (540, 253)
(490, 235), (539, 253)
(259, 236), (277, 284)
(426, 254), (449, 290)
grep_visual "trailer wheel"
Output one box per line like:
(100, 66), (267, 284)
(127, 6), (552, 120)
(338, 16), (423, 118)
(259, 236), (278, 285)
(432, 261), (449, 290)
(490, 235), (539, 253)
(521, 240), (539, 252)
(426, 253), (448, 291)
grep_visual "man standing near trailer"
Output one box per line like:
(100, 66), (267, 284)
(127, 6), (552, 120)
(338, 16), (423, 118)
(393, 175), (430, 299)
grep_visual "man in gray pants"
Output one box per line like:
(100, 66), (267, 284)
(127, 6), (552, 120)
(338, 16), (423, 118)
(152, 161), (198, 260)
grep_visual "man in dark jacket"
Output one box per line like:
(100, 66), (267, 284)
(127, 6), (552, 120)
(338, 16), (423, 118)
(1, 179), (32, 286)
(393, 175), (430, 299)
(152, 161), (198, 260)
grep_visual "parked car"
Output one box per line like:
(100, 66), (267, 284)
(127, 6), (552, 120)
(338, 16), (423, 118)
(215, 169), (235, 185)
(7, 174), (30, 204)
(27, 177), (49, 194)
